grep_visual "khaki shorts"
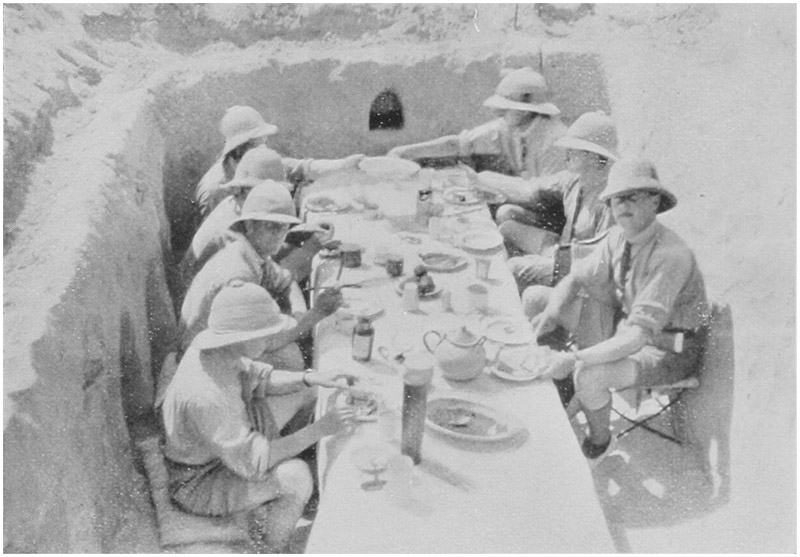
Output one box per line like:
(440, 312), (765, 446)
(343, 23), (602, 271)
(167, 458), (281, 518)
(629, 330), (707, 387)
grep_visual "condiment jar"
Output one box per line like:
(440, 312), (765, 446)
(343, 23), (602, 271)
(352, 317), (375, 362)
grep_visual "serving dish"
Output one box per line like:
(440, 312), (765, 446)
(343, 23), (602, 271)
(419, 252), (468, 273)
(425, 397), (524, 442)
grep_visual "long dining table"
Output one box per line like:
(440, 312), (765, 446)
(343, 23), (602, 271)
(300, 166), (615, 553)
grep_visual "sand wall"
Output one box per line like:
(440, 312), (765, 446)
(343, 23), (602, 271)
(3, 89), (173, 551)
(3, 40), (610, 551)
(155, 39), (608, 255)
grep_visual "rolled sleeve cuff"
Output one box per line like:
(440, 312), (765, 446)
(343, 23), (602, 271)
(626, 300), (670, 337)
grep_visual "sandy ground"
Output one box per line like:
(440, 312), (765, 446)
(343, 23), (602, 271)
(3, 3), (796, 553)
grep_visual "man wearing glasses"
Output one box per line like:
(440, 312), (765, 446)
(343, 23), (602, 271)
(531, 158), (709, 465)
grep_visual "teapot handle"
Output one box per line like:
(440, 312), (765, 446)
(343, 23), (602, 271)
(422, 331), (442, 354)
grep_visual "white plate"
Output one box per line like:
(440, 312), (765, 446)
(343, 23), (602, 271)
(425, 397), (524, 442)
(418, 252), (468, 273)
(491, 346), (553, 382)
(461, 230), (504, 252)
(395, 276), (442, 298)
(339, 302), (384, 321)
(359, 156), (421, 179)
(489, 363), (544, 383)
(483, 318), (535, 345)
(443, 187), (482, 205)
(305, 195), (349, 213)
(336, 390), (381, 422)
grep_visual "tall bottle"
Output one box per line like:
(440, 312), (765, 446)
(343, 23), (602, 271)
(401, 364), (433, 465)
(351, 316), (375, 362)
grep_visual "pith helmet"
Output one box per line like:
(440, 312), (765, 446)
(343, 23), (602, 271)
(219, 145), (286, 191)
(232, 180), (302, 226)
(220, 106), (278, 156)
(192, 281), (293, 350)
(554, 111), (619, 161)
(599, 158), (677, 213)
(482, 68), (560, 116)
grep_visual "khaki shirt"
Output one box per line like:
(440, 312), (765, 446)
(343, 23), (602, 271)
(179, 235), (294, 350)
(162, 349), (274, 479)
(572, 221), (709, 338)
(194, 155), (310, 219)
(458, 117), (567, 179)
(555, 171), (614, 244)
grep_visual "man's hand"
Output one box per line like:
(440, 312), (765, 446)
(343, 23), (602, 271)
(313, 286), (344, 317)
(386, 146), (405, 159)
(531, 310), (560, 343)
(342, 154), (365, 169)
(317, 404), (356, 437)
(543, 351), (577, 380)
(517, 262), (551, 284)
(304, 371), (360, 389)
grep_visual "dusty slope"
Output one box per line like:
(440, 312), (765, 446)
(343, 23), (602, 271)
(4, 3), (796, 552)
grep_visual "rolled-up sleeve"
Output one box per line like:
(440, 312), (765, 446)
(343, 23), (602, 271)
(262, 258), (294, 296)
(188, 398), (273, 481)
(458, 120), (503, 158)
(283, 157), (313, 185)
(626, 247), (693, 336)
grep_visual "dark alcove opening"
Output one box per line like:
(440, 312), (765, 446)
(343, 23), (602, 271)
(369, 89), (404, 130)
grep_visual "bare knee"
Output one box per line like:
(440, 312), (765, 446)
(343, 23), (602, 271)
(574, 363), (614, 411)
(495, 204), (521, 224)
(273, 459), (313, 504)
(521, 285), (552, 320)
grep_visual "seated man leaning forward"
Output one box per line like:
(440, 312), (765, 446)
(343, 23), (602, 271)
(162, 282), (357, 552)
(388, 67), (566, 179)
(530, 158), (709, 465)
(179, 180), (343, 369)
(195, 105), (364, 220)
(176, 145), (335, 304)
(502, 111), (618, 288)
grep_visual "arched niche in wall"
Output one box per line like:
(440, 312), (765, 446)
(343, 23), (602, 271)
(369, 89), (404, 130)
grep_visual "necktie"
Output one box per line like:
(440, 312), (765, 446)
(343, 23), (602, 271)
(619, 241), (632, 289)
(240, 371), (280, 439)
(520, 136), (528, 168)
(560, 186), (583, 244)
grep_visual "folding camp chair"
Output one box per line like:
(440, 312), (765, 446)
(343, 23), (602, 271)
(611, 376), (701, 445)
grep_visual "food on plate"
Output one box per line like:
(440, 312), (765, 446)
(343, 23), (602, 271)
(306, 196), (343, 212)
(410, 265), (436, 295)
(494, 345), (555, 379)
(345, 390), (380, 421)
(418, 252), (466, 272)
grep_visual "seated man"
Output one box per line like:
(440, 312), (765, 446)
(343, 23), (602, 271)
(501, 111), (618, 289)
(388, 68), (566, 179)
(531, 158), (709, 465)
(195, 105), (364, 220)
(176, 146), (334, 305)
(162, 281), (357, 552)
(179, 180), (343, 369)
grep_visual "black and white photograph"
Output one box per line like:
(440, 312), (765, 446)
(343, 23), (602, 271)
(3, 3), (796, 553)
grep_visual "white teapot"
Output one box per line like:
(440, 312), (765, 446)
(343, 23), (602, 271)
(423, 325), (487, 381)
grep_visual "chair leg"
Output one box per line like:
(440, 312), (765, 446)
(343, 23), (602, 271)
(613, 392), (688, 445)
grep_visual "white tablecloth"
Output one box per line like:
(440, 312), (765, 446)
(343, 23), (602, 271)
(303, 170), (614, 553)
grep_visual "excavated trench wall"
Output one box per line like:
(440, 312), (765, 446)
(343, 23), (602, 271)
(3, 42), (611, 551)
(155, 41), (609, 256)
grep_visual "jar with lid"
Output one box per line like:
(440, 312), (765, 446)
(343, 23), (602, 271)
(352, 316), (375, 362)
(416, 188), (433, 226)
